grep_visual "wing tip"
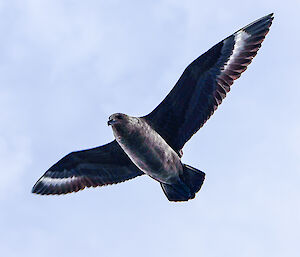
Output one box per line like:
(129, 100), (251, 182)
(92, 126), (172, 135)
(31, 177), (44, 194)
(31, 175), (83, 195)
(243, 13), (274, 33)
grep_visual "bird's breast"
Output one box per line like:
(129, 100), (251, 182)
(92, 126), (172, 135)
(112, 119), (182, 183)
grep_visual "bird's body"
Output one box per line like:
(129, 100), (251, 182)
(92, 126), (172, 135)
(109, 113), (182, 184)
(32, 14), (274, 201)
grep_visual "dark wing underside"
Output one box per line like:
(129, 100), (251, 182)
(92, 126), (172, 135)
(143, 14), (273, 152)
(32, 140), (144, 195)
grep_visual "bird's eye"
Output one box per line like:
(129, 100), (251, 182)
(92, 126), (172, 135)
(116, 115), (123, 119)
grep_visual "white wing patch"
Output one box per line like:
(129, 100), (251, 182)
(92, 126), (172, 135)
(223, 30), (251, 71)
(40, 176), (80, 185)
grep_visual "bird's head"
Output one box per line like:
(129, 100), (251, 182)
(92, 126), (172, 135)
(107, 113), (128, 126)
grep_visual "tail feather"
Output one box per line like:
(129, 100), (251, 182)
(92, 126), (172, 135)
(181, 164), (205, 193)
(161, 182), (192, 202)
(161, 164), (205, 202)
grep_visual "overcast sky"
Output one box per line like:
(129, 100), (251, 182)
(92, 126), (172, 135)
(1, 1), (300, 256)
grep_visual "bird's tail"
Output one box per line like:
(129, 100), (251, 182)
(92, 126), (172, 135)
(161, 164), (205, 202)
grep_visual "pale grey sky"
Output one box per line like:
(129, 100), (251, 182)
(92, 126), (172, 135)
(1, 1), (299, 257)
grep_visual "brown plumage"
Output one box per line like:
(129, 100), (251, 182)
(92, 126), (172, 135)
(32, 14), (273, 201)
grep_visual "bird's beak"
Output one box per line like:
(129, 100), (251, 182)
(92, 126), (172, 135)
(107, 119), (116, 126)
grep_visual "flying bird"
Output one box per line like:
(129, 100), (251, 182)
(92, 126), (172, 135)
(32, 14), (273, 201)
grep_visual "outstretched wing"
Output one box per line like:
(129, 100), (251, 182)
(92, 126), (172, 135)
(143, 14), (273, 152)
(32, 140), (144, 195)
